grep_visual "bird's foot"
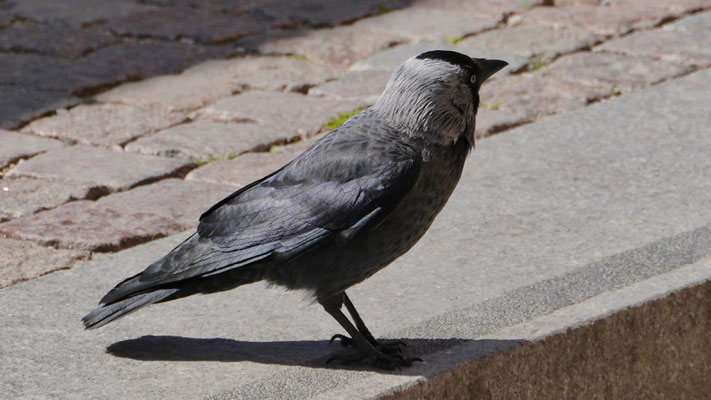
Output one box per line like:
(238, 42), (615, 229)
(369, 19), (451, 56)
(326, 348), (422, 370)
(330, 334), (408, 357)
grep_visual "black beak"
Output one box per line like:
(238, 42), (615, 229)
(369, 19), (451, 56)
(473, 58), (508, 83)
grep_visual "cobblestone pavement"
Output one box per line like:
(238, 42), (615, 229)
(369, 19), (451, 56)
(1, 0), (710, 288)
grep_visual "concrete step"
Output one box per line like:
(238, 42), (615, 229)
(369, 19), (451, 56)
(1, 68), (709, 399)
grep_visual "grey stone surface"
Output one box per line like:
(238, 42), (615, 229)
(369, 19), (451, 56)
(96, 178), (236, 230)
(186, 138), (314, 187)
(0, 69), (709, 399)
(7, 145), (193, 192)
(350, 42), (527, 75)
(0, 22), (119, 59)
(0, 130), (63, 169)
(125, 120), (293, 160)
(544, 52), (695, 94)
(0, 237), (89, 288)
(193, 92), (362, 136)
(459, 24), (603, 63)
(597, 29), (711, 68)
(21, 104), (187, 147)
(0, 176), (107, 222)
(308, 70), (391, 104)
(0, 86), (79, 129)
(3, 0), (156, 27)
(236, 25), (403, 69)
(351, 7), (498, 42)
(664, 9), (711, 33)
(0, 200), (183, 251)
(0, 53), (111, 93)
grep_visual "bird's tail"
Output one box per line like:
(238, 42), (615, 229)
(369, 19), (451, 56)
(82, 289), (178, 330)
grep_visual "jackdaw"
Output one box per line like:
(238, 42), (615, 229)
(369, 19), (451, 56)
(83, 50), (507, 369)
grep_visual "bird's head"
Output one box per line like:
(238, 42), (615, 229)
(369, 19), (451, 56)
(373, 50), (507, 147)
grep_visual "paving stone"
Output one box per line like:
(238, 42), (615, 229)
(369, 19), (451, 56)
(475, 73), (610, 137)
(412, 0), (551, 19)
(125, 120), (294, 160)
(663, 10), (711, 34)
(0, 11), (13, 28)
(21, 104), (187, 147)
(0, 86), (79, 130)
(97, 178), (237, 229)
(236, 25), (404, 69)
(186, 138), (314, 187)
(308, 70), (391, 104)
(0, 201), (182, 252)
(82, 42), (233, 84)
(3, 0), (157, 27)
(0, 237), (89, 289)
(254, 0), (394, 28)
(0, 22), (119, 59)
(459, 25), (603, 63)
(182, 55), (341, 93)
(519, 4), (672, 37)
(7, 145), (193, 192)
(0, 176), (107, 222)
(352, 7), (498, 43)
(597, 29), (711, 68)
(545, 52), (695, 94)
(0, 130), (63, 169)
(193, 92), (362, 136)
(350, 42), (527, 75)
(0, 54), (113, 94)
(106, 8), (264, 43)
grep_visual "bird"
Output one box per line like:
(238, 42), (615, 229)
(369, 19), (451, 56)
(83, 50), (507, 369)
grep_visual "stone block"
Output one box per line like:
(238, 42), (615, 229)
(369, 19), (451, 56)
(308, 70), (391, 104)
(125, 120), (293, 160)
(459, 25), (603, 63)
(186, 138), (314, 187)
(7, 145), (193, 192)
(545, 52), (695, 94)
(253, 0), (390, 28)
(0, 201), (182, 252)
(663, 10), (711, 34)
(3, 0), (156, 27)
(0, 130), (63, 169)
(0, 176), (106, 222)
(182, 55), (340, 93)
(0, 54), (113, 94)
(0, 22), (119, 59)
(22, 104), (187, 147)
(193, 92), (362, 137)
(106, 8), (263, 43)
(597, 29), (711, 68)
(0, 237), (89, 288)
(351, 7), (498, 42)
(96, 178), (237, 229)
(236, 25), (403, 69)
(0, 86), (79, 130)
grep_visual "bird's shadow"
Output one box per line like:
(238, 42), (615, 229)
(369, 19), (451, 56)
(107, 335), (525, 375)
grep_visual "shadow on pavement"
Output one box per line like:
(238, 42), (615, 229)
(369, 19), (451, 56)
(107, 335), (524, 374)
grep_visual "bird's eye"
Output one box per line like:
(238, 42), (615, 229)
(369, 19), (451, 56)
(470, 75), (477, 84)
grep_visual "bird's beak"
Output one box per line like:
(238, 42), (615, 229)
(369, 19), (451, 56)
(473, 58), (508, 83)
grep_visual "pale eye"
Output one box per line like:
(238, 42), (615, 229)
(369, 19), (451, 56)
(470, 75), (477, 84)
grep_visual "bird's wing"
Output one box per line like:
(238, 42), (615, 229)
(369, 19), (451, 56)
(101, 122), (421, 303)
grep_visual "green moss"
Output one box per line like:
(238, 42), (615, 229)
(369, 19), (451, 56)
(607, 84), (622, 96)
(192, 151), (236, 166)
(376, 4), (391, 14)
(527, 56), (544, 71)
(445, 35), (465, 45)
(324, 107), (369, 131)
(483, 102), (502, 111)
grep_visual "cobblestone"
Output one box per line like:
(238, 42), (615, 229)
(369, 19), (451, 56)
(3, 0), (156, 27)
(0, 201), (182, 252)
(0, 237), (89, 288)
(125, 120), (292, 160)
(597, 29), (711, 68)
(96, 178), (237, 229)
(0, 176), (106, 222)
(544, 52), (695, 94)
(6, 145), (193, 192)
(0, 130), (63, 169)
(0, 86), (79, 129)
(193, 91), (362, 136)
(0, 54), (112, 94)
(21, 104), (187, 147)
(0, 22), (119, 59)
(664, 10), (711, 33)
(308, 70), (391, 104)
(186, 139), (313, 187)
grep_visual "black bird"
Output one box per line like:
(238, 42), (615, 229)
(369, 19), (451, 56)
(83, 50), (507, 369)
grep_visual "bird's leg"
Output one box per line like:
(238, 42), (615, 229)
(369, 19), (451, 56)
(321, 293), (419, 369)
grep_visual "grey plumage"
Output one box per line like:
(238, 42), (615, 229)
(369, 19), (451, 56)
(83, 51), (507, 368)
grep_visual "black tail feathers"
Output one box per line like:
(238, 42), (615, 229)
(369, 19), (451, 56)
(82, 289), (178, 330)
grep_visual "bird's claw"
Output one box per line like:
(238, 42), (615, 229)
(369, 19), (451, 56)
(329, 334), (353, 346)
(327, 349), (422, 370)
